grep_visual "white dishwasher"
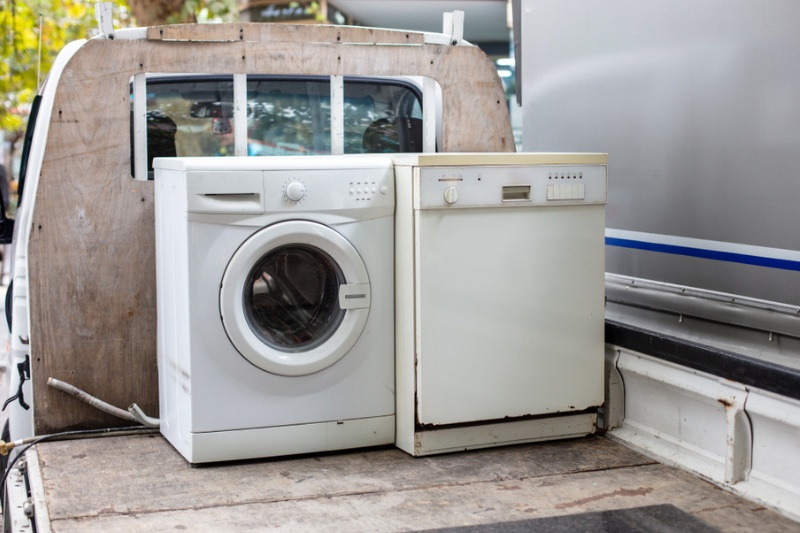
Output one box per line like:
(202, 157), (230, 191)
(393, 153), (608, 455)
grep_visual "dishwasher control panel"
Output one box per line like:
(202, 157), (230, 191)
(416, 164), (607, 209)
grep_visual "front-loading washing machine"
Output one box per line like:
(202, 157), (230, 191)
(154, 155), (395, 464)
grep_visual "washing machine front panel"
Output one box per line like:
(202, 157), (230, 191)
(220, 220), (371, 377)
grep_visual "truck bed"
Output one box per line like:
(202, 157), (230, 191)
(11, 433), (799, 532)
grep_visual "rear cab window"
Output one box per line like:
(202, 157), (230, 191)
(133, 75), (424, 178)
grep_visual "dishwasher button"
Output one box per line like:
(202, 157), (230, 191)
(443, 186), (459, 205)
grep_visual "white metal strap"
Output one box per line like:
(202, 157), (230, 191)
(233, 73), (247, 156)
(422, 77), (437, 153)
(132, 73), (148, 181)
(331, 75), (344, 155)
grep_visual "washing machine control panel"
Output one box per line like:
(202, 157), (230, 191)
(266, 166), (394, 211)
(183, 159), (394, 216)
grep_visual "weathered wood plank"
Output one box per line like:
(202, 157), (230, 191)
(35, 436), (650, 519)
(32, 436), (796, 533)
(29, 23), (513, 433)
(148, 22), (426, 45)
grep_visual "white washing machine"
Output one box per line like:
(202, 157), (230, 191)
(154, 156), (395, 464)
(392, 153), (608, 455)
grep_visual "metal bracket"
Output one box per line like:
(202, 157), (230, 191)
(95, 2), (114, 39)
(6, 456), (35, 532)
(442, 11), (465, 46)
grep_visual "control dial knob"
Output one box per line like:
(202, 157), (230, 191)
(285, 181), (307, 202)
(443, 186), (459, 205)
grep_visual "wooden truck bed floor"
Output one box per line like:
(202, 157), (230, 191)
(21, 433), (800, 532)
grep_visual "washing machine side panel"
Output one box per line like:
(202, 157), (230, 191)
(155, 168), (194, 459)
(392, 163), (418, 455)
(186, 216), (396, 434)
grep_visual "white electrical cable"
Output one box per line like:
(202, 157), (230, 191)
(46, 377), (159, 428)
(47, 377), (135, 421)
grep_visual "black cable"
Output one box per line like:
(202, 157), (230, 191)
(5, 280), (12, 331)
(1, 426), (149, 492)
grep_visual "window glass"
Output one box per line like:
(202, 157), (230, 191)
(247, 78), (330, 156)
(135, 75), (423, 176)
(342, 78), (423, 154)
(246, 77), (423, 156)
(144, 77), (236, 164)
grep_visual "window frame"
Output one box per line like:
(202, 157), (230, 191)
(130, 73), (428, 180)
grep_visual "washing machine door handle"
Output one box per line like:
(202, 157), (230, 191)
(339, 283), (371, 310)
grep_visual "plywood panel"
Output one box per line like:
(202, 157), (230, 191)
(28, 23), (513, 433)
(148, 22), (426, 44)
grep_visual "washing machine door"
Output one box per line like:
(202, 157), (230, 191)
(220, 220), (370, 376)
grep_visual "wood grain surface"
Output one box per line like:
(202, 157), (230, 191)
(31, 435), (797, 532)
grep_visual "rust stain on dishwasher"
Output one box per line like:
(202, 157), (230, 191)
(717, 398), (734, 409)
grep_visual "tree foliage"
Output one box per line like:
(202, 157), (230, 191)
(128, 0), (236, 27)
(1, 0), (132, 161)
(1, 0), (237, 174)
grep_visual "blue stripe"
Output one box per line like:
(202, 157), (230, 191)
(605, 237), (800, 272)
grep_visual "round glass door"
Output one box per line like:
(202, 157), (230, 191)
(220, 220), (370, 376)
(244, 244), (345, 352)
